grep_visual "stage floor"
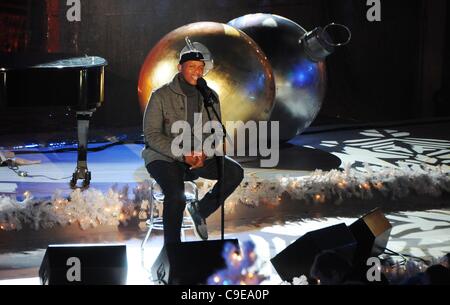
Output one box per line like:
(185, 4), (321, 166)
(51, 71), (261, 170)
(0, 209), (449, 285)
(0, 119), (449, 284)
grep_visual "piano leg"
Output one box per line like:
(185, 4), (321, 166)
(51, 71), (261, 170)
(70, 112), (93, 188)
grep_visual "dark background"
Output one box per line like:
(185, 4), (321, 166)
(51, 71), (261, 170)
(0, 0), (448, 135)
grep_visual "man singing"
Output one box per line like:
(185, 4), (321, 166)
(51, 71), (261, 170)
(142, 41), (243, 244)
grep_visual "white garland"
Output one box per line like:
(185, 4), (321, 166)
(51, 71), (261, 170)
(0, 187), (138, 231)
(279, 275), (309, 285)
(1, 164), (448, 231)
(218, 164), (450, 211)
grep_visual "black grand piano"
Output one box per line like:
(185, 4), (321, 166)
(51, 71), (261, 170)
(0, 54), (107, 188)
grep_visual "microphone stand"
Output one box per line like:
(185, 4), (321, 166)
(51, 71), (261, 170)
(200, 91), (227, 241)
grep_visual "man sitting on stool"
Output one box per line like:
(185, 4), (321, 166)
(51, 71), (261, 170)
(142, 42), (243, 244)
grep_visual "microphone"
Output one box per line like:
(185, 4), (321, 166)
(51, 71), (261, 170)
(196, 78), (218, 106)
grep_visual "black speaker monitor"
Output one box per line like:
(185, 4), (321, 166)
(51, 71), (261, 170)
(270, 223), (357, 282)
(349, 208), (392, 265)
(39, 244), (127, 285)
(151, 239), (240, 285)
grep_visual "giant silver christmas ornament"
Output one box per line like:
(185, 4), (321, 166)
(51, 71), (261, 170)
(229, 14), (351, 141)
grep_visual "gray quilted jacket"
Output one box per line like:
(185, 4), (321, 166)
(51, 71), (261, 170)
(142, 74), (222, 165)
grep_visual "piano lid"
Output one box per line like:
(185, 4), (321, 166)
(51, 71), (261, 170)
(0, 53), (107, 110)
(0, 54), (107, 71)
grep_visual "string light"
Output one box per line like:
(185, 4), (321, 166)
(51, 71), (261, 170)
(138, 221), (147, 231)
(374, 182), (384, 190)
(233, 253), (242, 262)
(208, 241), (267, 285)
(213, 276), (221, 284)
(313, 194), (326, 203)
(337, 179), (348, 189)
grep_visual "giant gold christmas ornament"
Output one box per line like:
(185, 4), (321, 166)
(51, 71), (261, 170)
(138, 22), (275, 127)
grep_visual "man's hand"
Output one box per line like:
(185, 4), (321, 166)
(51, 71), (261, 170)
(183, 151), (206, 169)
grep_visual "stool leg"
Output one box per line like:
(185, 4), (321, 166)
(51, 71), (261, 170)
(141, 224), (153, 250)
(141, 184), (155, 250)
(181, 228), (186, 241)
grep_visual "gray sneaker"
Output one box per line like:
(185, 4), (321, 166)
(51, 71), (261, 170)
(186, 201), (208, 240)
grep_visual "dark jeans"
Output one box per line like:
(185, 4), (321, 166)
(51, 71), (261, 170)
(146, 156), (244, 243)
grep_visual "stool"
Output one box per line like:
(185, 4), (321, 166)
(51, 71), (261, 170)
(140, 179), (198, 249)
